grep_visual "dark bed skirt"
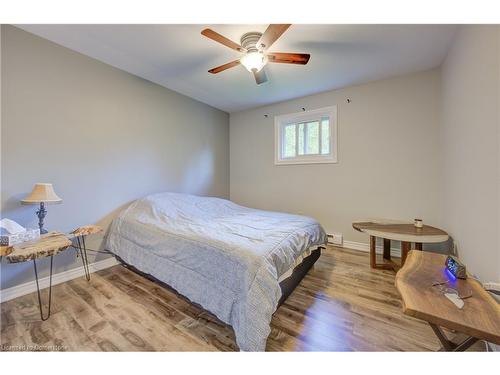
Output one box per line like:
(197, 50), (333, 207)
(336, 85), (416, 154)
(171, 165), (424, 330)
(113, 246), (322, 311)
(277, 247), (322, 307)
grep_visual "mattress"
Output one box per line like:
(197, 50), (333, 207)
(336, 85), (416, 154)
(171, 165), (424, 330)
(106, 192), (327, 351)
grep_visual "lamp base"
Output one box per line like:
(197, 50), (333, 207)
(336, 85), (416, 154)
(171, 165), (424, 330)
(36, 202), (48, 234)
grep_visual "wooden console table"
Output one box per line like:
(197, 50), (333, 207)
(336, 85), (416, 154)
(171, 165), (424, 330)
(396, 250), (500, 351)
(353, 221), (448, 270)
(1, 225), (102, 320)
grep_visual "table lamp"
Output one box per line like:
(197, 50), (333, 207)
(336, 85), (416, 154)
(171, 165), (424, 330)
(21, 183), (62, 234)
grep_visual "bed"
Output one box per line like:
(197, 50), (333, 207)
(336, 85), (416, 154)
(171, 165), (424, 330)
(106, 192), (327, 351)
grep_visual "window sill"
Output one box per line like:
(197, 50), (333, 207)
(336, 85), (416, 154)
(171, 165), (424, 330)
(274, 158), (338, 166)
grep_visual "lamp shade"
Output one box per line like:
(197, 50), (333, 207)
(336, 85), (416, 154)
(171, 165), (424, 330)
(21, 183), (62, 204)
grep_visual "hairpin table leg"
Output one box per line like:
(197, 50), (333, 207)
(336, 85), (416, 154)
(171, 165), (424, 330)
(33, 256), (53, 321)
(76, 236), (91, 281)
(429, 323), (478, 351)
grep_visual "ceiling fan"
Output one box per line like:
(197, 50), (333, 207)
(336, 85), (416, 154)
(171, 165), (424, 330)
(201, 24), (310, 85)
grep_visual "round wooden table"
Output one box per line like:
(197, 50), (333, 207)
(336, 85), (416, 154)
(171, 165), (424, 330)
(352, 221), (448, 270)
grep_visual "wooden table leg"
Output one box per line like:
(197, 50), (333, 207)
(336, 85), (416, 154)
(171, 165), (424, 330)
(401, 241), (410, 266)
(370, 236), (376, 268)
(370, 236), (396, 270)
(429, 323), (478, 352)
(415, 242), (423, 250)
(383, 238), (391, 260)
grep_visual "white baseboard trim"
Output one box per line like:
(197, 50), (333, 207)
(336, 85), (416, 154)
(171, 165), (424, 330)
(341, 240), (402, 258)
(0, 256), (119, 304)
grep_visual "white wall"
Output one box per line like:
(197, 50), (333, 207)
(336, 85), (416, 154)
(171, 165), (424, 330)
(230, 70), (443, 246)
(1, 26), (229, 289)
(441, 25), (500, 282)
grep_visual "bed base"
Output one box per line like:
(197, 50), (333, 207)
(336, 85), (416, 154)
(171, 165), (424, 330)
(277, 247), (322, 307)
(114, 246), (322, 311)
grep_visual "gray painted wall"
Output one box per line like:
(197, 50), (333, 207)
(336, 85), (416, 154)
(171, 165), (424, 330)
(230, 70), (443, 248)
(0, 26), (229, 290)
(441, 25), (500, 282)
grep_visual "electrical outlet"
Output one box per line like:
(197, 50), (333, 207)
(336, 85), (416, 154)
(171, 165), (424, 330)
(327, 233), (343, 246)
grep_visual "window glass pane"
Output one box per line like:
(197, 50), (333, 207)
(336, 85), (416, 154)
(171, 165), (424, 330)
(283, 124), (296, 158)
(298, 123), (305, 155)
(321, 118), (330, 155)
(276, 107), (336, 164)
(306, 121), (319, 154)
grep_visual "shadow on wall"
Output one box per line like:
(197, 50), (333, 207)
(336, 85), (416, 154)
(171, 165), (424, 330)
(1, 189), (132, 246)
(1, 190), (40, 229)
(374, 237), (453, 255)
(180, 146), (215, 196)
(0, 200), (135, 290)
(424, 236), (454, 255)
(1, 146), (219, 290)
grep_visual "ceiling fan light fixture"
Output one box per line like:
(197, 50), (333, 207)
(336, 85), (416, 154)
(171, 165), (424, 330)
(240, 51), (268, 72)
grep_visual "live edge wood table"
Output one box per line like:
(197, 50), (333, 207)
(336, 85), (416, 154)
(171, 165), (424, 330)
(1, 225), (102, 321)
(396, 250), (500, 351)
(352, 221), (448, 270)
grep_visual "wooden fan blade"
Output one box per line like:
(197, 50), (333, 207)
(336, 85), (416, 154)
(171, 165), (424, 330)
(257, 24), (291, 51)
(208, 60), (241, 74)
(267, 52), (310, 65)
(201, 28), (245, 52)
(253, 68), (268, 85)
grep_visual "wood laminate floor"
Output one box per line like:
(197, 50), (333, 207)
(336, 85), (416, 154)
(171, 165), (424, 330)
(0, 246), (486, 351)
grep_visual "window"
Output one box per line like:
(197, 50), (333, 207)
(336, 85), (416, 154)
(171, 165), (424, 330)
(275, 105), (337, 165)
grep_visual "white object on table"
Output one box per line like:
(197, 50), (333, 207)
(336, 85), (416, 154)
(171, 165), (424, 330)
(445, 292), (465, 309)
(0, 218), (40, 246)
(0, 218), (26, 234)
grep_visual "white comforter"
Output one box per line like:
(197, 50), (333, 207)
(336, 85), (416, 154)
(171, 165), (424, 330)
(106, 192), (327, 351)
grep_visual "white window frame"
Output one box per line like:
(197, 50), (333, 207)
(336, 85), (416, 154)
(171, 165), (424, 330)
(274, 105), (338, 165)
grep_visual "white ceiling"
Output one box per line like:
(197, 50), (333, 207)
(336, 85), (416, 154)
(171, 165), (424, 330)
(17, 24), (457, 112)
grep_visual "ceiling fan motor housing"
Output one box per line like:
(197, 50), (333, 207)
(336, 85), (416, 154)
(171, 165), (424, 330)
(240, 32), (263, 52)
